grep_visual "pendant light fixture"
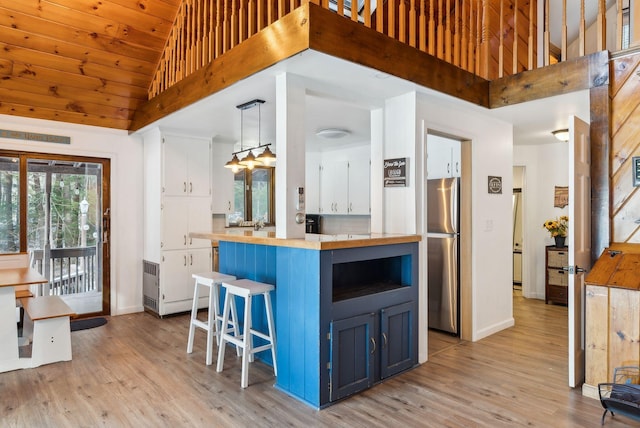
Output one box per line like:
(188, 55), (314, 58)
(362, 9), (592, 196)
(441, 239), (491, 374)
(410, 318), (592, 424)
(255, 100), (276, 166)
(224, 153), (246, 172)
(226, 99), (276, 172)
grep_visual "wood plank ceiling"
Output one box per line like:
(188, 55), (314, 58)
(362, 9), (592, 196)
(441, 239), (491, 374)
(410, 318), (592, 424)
(0, 0), (181, 130)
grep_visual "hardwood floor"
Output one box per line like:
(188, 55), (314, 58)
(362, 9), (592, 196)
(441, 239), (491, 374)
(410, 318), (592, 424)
(1, 294), (636, 427)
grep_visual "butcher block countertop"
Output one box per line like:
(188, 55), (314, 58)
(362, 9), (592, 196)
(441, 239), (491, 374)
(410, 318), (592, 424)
(584, 243), (640, 290)
(190, 230), (421, 250)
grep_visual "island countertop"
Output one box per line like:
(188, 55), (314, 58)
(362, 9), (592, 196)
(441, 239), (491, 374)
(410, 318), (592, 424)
(190, 230), (421, 250)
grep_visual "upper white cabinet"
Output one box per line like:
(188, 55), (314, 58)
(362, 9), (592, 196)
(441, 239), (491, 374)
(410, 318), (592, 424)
(347, 159), (370, 215)
(211, 143), (235, 214)
(426, 135), (461, 179)
(320, 160), (349, 214)
(305, 156), (321, 214)
(319, 159), (370, 215)
(163, 135), (211, 197)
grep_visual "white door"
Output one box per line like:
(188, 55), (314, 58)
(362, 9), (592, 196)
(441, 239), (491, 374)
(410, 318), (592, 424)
(187, 140), (211, 197)
(320, 161), (348, 214)
(568, 115), (591, 388)
(163, 136), (189, 196)
(348, 159), (370, 214)
(162, 197), (188, 250)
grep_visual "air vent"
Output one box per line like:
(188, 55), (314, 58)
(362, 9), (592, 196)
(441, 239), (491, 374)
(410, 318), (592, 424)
(143, 260), (160, 314)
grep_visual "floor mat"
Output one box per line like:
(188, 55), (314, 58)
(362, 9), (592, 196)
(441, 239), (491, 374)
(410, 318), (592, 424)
(71, 317), (108, 332)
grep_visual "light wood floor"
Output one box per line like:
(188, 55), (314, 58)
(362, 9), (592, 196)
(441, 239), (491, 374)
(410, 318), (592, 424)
(2, 294), (636, 427)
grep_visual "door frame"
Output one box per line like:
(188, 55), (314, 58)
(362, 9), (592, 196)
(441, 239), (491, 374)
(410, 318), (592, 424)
(1, 150), (111, 316)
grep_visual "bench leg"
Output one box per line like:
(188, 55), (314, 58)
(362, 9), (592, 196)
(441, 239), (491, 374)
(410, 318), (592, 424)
(30, 316), (72, 368)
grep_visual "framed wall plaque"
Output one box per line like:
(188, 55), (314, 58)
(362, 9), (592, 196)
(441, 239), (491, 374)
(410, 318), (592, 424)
(488, 176), (502, 194)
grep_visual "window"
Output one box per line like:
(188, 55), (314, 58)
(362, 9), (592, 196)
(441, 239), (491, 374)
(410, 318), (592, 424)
(234, 167), (274, 224)
(622, 1), (631, 50)
(0, 156), (20, 253)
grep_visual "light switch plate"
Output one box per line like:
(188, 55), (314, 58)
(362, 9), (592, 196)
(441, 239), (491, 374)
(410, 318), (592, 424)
(633, 156), (640, 187)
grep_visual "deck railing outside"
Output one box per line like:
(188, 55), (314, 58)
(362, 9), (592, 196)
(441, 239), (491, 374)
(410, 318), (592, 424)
(30, 247), (98, 297)
(149, 0), (623, 98)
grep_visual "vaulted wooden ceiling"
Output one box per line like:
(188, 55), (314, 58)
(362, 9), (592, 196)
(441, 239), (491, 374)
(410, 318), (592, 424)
(0, 0), (181, 130)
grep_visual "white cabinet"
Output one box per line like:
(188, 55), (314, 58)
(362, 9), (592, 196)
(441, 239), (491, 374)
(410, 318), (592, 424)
(163, 135), (211, 197)
(319, 159), (370, 215)
(347, 159), (370, 215)
(161, 248), (212, 305)
(320, 161), (349, 214)
(305, 156), (321, 214)
(162, 197), (212, 250)
(212, 143), (235, 214)
(143, 130), (213, 316)
(426, 135), (461, 179)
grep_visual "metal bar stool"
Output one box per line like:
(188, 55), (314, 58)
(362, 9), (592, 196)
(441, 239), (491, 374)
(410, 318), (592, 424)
(187, 272), (237, 365)
(216, 279), (277, 388)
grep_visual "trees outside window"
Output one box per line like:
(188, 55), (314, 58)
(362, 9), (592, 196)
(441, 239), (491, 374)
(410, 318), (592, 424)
(233, 167), (274, 224)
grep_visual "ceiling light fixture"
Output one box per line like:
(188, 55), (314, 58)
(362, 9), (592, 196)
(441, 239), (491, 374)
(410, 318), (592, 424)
(552, 128), (569, 142)
(225, 99), (276, 172)
(316, 128), (351, 139)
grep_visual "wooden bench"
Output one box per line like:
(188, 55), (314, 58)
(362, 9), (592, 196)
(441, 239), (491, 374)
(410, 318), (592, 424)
(21, 296), (76, 368)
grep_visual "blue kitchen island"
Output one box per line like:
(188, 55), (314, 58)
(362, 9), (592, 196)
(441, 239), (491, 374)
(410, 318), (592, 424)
(191, 231), (420, 408)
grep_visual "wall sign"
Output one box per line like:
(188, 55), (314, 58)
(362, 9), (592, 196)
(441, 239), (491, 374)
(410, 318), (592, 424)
(384, 158), (408, 187)
(487, 176), (502, 194)
(554, 186), (569, 208)
(633, 156), (640, 187)
(0, 128), (70, 145)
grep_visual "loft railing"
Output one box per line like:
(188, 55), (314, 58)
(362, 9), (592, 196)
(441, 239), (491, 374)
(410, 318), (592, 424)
(149, 0), (624, 99)
(30, 247), (98, 296)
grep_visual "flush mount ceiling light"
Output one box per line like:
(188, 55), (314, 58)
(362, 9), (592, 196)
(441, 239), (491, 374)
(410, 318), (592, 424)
(552, 128), (569, 142)
(316, 128), (351, 139)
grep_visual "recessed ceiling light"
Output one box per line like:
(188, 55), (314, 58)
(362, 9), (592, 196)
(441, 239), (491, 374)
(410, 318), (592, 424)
(316, 128), (351, 139)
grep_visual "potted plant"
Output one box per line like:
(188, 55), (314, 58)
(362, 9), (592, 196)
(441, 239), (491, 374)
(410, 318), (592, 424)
(543, 215), (569, 247)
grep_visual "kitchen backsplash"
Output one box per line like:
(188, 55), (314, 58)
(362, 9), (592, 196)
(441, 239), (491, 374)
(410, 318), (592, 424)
(212, 213), (370, 235)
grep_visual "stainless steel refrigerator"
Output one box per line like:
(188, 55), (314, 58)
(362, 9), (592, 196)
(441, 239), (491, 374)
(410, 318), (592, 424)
(427, 177), (460, 334)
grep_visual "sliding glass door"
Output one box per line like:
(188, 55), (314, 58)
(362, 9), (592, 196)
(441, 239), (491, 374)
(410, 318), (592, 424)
(0, 151), (110, 317)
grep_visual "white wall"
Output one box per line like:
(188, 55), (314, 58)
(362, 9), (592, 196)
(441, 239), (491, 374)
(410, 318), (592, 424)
(375, 92), (514, 361)
(0, 114), (144, 316)
(378, 92), (418, 235)
(514, 142), (569, 300)
(417, 93), (515, 347)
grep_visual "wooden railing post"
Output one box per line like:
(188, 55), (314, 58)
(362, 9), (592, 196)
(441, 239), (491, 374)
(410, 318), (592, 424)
(499, 0), (504, 77)
(596, 0), (606, 51)
(579, 0), (585, 56)
(544, 0), (549, 66)
(512, 0), (518, 74)
(428, 0), (435, 55)
(364, 0), (371, 28)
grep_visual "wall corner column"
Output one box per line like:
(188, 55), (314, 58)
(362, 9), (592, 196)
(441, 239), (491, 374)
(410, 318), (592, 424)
(275, 73), (306, 239)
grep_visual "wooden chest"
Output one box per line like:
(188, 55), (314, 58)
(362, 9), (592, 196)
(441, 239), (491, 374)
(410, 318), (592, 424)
(583, 243), (640, 398)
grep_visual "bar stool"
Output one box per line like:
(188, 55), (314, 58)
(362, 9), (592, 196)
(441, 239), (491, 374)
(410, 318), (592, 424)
(187, 272), (237, 365)
(216, 279), (277, 388)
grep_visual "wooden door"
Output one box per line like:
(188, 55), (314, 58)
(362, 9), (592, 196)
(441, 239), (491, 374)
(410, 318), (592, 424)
(380, 301), (415, 379)
(568, 115), (591, 388)
(329, 312), (375, 401)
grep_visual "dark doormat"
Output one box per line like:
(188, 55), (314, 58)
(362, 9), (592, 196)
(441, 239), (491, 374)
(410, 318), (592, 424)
(71, 317), (108, 332)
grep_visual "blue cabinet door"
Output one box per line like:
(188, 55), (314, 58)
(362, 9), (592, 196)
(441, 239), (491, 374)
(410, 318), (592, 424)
(330, 312), (375, 402)
(380, 301), (415, 379)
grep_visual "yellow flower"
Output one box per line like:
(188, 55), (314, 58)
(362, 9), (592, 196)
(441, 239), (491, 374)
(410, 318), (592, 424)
(543, 216), (568, 237)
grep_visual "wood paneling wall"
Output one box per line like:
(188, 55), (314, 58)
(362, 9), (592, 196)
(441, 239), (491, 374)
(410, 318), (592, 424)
(0, 0), (180, 130)
(610, 51), (640, 243)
